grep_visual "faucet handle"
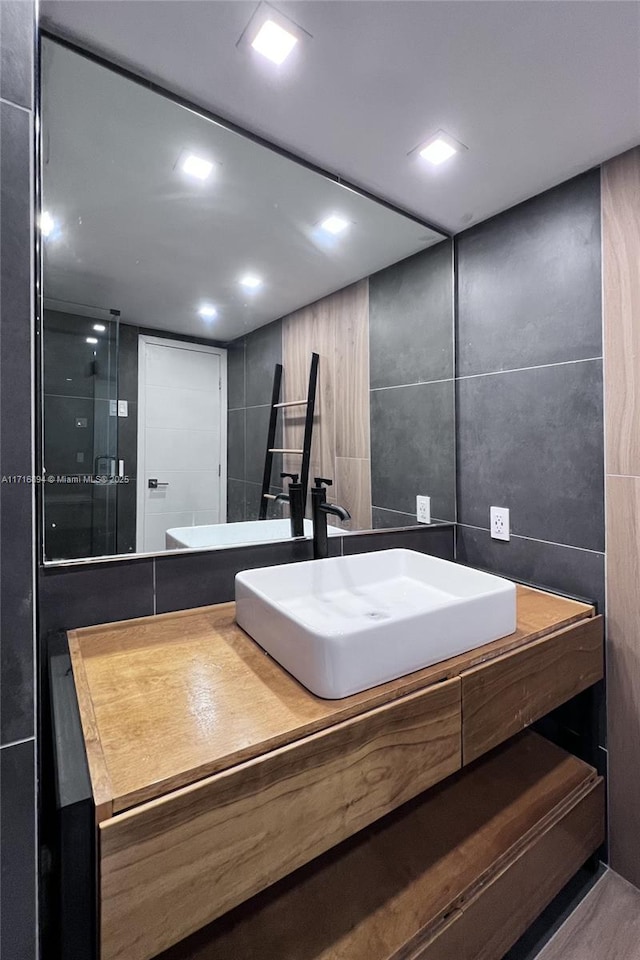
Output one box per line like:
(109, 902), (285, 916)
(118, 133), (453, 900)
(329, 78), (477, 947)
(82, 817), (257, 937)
(281, 472), (299, 484)
(314, 477), (333, 488)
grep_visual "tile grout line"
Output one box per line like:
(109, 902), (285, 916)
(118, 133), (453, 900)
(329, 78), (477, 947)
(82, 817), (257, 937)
(0, 735), (36, 752)
(0, 95), (32, 115)
(458, 522), (605, 556)
(371, 504), (453, 526)
(371, 376), (454, 392)
(456, 355), (603, 381)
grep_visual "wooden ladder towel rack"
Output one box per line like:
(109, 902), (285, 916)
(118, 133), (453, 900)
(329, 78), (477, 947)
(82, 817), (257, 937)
(258, 352), (319, 519)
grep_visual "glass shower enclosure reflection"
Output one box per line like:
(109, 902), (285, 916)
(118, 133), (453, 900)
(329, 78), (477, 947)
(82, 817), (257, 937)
(42, 305), (120, 559)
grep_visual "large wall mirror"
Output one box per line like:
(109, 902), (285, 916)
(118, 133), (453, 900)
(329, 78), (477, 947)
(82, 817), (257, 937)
(40, 37), (454, 562)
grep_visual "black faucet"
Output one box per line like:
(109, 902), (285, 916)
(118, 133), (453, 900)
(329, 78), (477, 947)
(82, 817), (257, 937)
(274, 472), (306, 538)
(311, 477), (351, 560)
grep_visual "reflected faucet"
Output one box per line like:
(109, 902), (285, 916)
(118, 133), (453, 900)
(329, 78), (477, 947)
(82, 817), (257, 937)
(274, 472), (305, 539)
(311, 477), (351, 560)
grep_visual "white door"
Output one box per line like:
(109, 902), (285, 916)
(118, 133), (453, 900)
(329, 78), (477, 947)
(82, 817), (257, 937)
(136, 335), (227, 552)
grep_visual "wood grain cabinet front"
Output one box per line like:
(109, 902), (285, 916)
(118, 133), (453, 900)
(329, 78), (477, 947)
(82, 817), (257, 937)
(156, 732), (604, 960)
(63, 587), (603, 960)
(461, 615), (604, 764)
(99, 677), (462, 960)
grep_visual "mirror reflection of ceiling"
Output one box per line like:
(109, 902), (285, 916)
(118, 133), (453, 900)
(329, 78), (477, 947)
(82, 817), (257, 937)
(42, 39), (444, 341)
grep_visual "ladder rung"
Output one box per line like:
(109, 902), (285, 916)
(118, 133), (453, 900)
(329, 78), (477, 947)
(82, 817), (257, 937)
(273, 400), (308, 409)
(269, 448), (303, 454)
(263, 493), (277, 500)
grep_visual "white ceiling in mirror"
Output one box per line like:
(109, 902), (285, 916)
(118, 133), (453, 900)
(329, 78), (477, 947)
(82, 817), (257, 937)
(40, 1), (640, 233)
(41, 39), (442, 341)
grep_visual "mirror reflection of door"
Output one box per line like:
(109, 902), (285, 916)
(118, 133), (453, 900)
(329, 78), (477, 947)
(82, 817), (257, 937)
(136, 336), (227, 553)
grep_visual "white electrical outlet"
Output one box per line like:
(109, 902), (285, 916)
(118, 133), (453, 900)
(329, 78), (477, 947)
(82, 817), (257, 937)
(416, 495), (431, 524)
(490, 506), (510, 542)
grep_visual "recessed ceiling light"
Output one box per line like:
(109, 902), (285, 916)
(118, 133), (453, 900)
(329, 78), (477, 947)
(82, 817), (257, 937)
(40, 211), (55, 237)
(198, 304), (217, 319)
(415, 130), (466, 167)
(86, 337), (98, 345)
(251, 19), (298, 64)
(181, 154), (215, 181)
(320, 214), (350, 236)
(239, 274), (263, 290)
(93, 324), (106, 332)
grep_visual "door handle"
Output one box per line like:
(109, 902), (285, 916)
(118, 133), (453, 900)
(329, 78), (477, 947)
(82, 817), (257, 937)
(148, 479), (169, 489)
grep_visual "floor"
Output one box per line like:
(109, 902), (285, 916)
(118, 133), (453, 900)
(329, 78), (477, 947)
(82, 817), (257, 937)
(532, 870), (640, 960)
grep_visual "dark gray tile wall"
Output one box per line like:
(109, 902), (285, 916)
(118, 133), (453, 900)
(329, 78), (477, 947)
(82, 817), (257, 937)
(226, 319), (284, 521)
(1, 740), (36, 960)
(455, 169), (606, 764)
(38, 559), (155, 636)
(0, 3), (37, 958)
(457, 360), (604, 552)
(371, 379), (455, 522)
(39, 525), (454, 623)
(369, 241), (455, 525)
(0, 1), (32, 109)
(457, 171), (602, 378)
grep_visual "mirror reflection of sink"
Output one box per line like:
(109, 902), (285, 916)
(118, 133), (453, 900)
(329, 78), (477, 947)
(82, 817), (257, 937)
(235, 549), (517, 699)
(165, 518), (341, 551)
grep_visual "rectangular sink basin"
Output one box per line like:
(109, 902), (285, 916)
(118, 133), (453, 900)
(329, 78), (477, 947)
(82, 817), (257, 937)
(235, 549), (517, 699)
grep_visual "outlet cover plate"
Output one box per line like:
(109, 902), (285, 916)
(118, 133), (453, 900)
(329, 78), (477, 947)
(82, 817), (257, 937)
(416, 495), (431, 524)
(490, 506), (510, 542)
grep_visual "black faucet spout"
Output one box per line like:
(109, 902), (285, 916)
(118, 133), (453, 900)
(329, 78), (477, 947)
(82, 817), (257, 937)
(319, 502), (351, 523)
(311, 477), (350, 560)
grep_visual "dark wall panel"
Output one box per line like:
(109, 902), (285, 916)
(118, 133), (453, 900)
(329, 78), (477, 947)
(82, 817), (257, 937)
(455, 169), (604, 601)
(0, 5), (37, 959)
(369, 241), (455, 526)
(455, 169), (605, 773)
(226, 318), (283, 521)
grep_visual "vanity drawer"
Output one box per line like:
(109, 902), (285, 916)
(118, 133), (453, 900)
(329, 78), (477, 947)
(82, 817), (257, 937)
(407, 776), (604, 960)
(99, 677), (461, 960)
(461, 615), (603, 764)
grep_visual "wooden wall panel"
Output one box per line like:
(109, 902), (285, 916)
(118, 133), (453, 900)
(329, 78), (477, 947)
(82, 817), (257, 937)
(603, 147), (640, 476)
(606, 475), (640, 886)
(282, 301), (335, 495)
(335, 279), (370, 459)
(603, 146), (640, 887)
(282, 281), (371, 524)
(335, 456), (372, 531)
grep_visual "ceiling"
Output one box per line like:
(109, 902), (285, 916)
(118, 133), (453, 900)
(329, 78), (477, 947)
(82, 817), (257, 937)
(41, 39), (441, 340)
(40, 0), (640, 234)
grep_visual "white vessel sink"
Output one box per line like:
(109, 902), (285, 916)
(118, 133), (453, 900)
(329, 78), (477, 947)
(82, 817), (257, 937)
(235, 549), (517, 699)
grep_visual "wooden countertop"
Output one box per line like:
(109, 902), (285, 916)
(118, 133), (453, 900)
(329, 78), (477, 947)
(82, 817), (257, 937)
(68, 585), (595, 818)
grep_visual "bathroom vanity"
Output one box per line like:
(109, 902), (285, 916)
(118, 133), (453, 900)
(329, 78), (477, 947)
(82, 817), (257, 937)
(57, 578), (605, 960)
